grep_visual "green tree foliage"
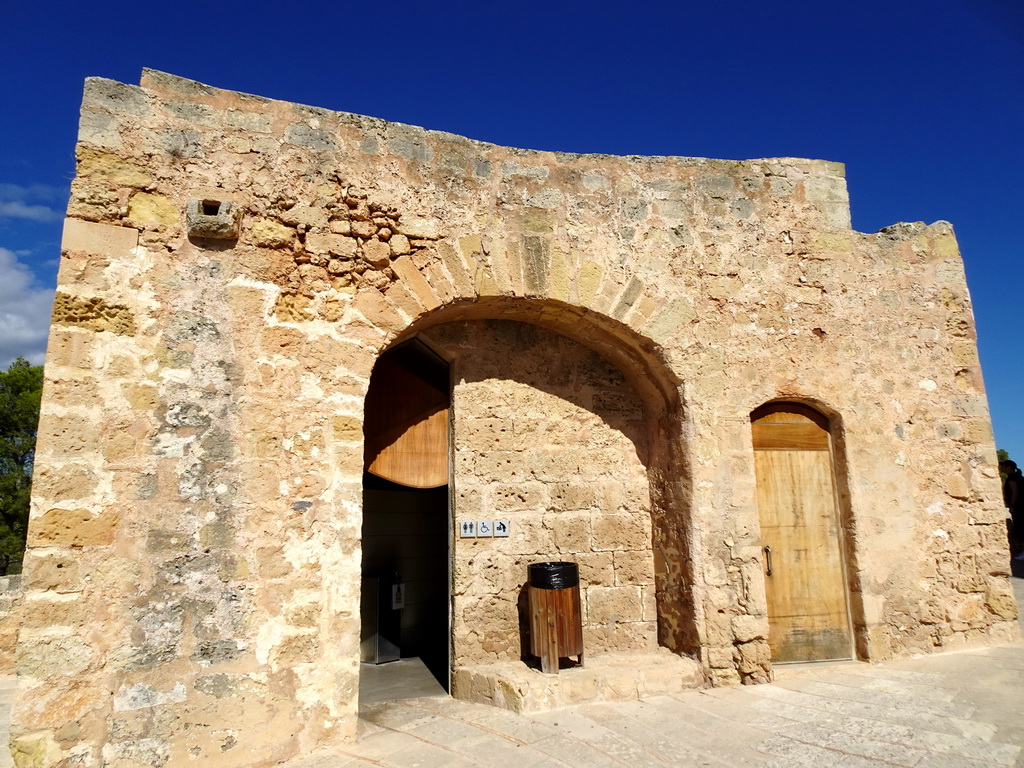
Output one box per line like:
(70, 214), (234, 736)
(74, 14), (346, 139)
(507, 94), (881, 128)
(998, 449), (1014, 483)
(0, 358), (44, 575)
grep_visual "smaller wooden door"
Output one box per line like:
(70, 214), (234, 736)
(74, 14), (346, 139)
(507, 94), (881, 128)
(752, 403), (853, 662)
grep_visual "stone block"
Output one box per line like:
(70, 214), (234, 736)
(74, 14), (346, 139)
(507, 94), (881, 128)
(575, 261), (602, 307)
(613, 550), (655, 586)
(28, 508), (117, 548)
(352, 287), (403, 332)
(400, 217), (440, 239)
(51, 292), (136, 335)
(121, 383), (158, 410)
(224, 109), (271, 132)
(251, 218), (294, 248)
(79, 109), (122, 149)
(362, 238), (391, 267)
(225, 136), (251, 153)
(113, 681), (186, 712)
(587, 585), (643, 624)
(32, 463), (100, 502)
(46, 329), (95, 369)
(491, 483), (548, 514)
(37, 415), (101, 459)
(76, 146), (151, 187)
(126, 191), (179, 230)
(730, 614), (768, 644)
(306, 233), (357, 257)
(10, 733), (63, 768)
(502, 513), (554, 555)
(281, 205), (330, 230)
(284, 123), (339, 150)
(548, 483), (597, 512)
(82, 77), (151, 116)
(706, 646), (734, 668)
(804, 174), (848, 204)
(575, 552), (614, 587)
(62, 218), (139, 259)
(735, 639), (770, 675)
(165, 100), (217, 125)
(17, 633), (94, 676)
(645, 294), (696, 343)
(591, 514), (650, 552)
(585, 620), (658, 653)
(984, 580), (1018, 620)
(333, 415), (362, 441)
(390, 233), (411, 256)
(351, 219), (375, 238)
(329, 219), (351, 235)
(157, 128), (203, 158)
(550, 512), (592, 553)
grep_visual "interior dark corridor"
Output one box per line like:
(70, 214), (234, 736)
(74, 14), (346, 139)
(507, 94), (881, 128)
(361, 474), (449, 689)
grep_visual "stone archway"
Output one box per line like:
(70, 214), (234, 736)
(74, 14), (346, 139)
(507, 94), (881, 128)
(371, 297), (701, 670)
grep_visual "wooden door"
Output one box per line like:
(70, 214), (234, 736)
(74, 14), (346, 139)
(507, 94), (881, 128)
(364, 340), (450, 489)
(752, 403), (853, 662)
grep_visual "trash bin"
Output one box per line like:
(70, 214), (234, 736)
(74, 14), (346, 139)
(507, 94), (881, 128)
(528, 561), (584, 673)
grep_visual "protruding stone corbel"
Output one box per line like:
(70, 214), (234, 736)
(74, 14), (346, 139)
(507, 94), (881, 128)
(186, 199), (241, 240)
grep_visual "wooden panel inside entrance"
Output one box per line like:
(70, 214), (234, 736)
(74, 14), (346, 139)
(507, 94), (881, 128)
(752, 403), (853, 662)
(364, 340), (450, 489)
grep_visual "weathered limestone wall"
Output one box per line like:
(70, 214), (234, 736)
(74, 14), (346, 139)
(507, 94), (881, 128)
(0, 576), (22, 673)
(11, 68), (1016, 767)
(423, 320), (655, 663)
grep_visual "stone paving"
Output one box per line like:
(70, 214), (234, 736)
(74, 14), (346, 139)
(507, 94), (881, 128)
(0, 583), (1019, 767)
(287, 575), (1024, 768)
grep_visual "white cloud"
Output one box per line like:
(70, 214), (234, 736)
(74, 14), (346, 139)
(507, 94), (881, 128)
(0, 182), (66, 203)
(0, 183), (66, 224)
(0, 201), (62, 222)
(0, 246), (55, 368)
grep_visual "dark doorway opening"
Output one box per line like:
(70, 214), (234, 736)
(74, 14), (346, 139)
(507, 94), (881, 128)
(360, 340), (451, 697)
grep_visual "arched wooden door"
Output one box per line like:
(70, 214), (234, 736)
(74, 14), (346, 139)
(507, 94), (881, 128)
(364, 340), (450, 489)
(751, 403), (854, 663)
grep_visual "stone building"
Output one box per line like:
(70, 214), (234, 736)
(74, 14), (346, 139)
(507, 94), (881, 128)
(10, 69), (1018, 767)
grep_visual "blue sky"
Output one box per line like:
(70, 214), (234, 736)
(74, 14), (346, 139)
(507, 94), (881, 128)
(1, 0), (1021, 460)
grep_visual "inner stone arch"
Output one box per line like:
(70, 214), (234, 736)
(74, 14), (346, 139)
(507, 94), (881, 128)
(377, 297), (699, 669)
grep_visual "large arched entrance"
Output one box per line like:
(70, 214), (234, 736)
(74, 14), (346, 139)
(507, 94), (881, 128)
(363, 298), (701, 694)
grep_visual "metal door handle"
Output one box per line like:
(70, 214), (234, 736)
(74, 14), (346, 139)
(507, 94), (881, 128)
(764, 545), (773, 576)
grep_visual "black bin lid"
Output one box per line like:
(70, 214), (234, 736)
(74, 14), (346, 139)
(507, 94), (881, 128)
(528, 561), (579, 589)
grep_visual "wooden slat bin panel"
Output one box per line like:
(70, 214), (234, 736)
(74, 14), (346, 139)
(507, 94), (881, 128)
(527, 562), (584, 674)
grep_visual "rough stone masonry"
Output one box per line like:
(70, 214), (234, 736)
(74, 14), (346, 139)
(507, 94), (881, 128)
(9, 69), (1017, 767)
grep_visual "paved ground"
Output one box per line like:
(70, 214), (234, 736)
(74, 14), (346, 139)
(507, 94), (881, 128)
(1, 576), (1021, 767)
(289, 573), (1024, 768)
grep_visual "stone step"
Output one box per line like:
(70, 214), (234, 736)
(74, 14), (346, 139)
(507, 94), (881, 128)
(453, 649), (703, 713)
